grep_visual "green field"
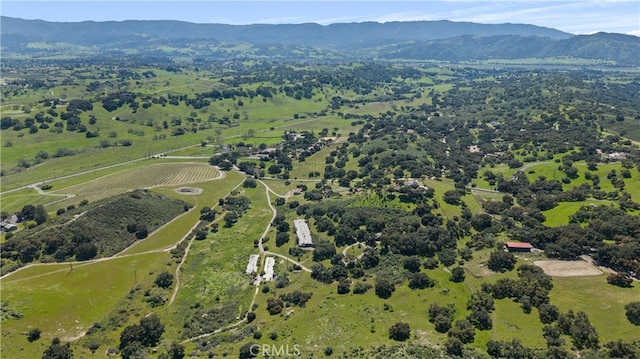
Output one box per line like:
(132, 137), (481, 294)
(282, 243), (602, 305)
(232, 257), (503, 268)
(1, 252), (167, 358)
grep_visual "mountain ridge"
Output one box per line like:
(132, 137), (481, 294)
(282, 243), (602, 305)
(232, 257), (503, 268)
(2, 16), (639, 66)
(0, 16), (573, 45)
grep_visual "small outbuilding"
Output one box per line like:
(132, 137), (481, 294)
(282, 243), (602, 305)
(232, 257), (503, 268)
(504, 242), (533, 252)
(0, 222), (17, 232)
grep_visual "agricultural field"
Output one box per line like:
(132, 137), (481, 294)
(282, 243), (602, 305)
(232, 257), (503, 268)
(46, 162), (221, 207)
(1, 59), (639, 359)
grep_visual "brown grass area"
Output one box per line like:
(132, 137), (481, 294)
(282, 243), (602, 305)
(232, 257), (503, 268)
(534, 259), (603, 277)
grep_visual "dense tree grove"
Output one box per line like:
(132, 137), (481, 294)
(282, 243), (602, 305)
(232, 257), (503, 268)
(1, 191), (189, 273)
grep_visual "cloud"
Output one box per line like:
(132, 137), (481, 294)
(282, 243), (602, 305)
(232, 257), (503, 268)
(312, 15), (371, 25)
(366, 1), (639, 35)
(368, 11), (437, 23)
(253, 16), (306, 24)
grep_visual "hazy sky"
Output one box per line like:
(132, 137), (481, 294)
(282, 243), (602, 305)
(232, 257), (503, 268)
(2, 1), (639, 36)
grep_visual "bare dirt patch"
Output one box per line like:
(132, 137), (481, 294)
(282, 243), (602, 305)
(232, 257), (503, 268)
(175, 187), (203, 195)
(534, 259), (603, 277)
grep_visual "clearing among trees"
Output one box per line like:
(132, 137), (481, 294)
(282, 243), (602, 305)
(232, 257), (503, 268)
(534, 259), (603, 277)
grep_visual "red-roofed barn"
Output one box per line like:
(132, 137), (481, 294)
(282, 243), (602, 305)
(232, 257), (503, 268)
(504, 242), (533, 252)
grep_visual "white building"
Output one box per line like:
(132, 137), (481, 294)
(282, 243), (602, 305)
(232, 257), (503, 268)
(263, 257), (275, 281)
(294, 218), (314, 247)
(245, 254), (260, 275)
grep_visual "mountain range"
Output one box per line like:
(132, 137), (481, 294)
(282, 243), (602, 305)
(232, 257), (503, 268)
(2, 16), (639, 65)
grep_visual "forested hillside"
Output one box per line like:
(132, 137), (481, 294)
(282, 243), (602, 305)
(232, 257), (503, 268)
(2, 190), (190, 274)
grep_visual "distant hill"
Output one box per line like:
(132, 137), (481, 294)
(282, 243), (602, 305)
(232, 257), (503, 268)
(2, 16), (639, 65)
(375, 33), (640, 64)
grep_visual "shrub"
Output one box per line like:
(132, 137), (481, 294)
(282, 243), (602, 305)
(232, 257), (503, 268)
(625, 302), (640, 326)
(353, 282), (372, 294)
(27, 328), (41, 342)
(154, 271), (174, 289)
(266, 297), (284, 315)
(607, 272), (633, 288)
(388, 322), (410, 341)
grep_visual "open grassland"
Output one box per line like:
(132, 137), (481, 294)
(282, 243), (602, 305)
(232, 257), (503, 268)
(473, 163), (516, 190)
(422, 178), (484, 217)
(288, 143), (340, 180)
(260, 178), (301, 197)
(210, 258), (568, 356)
(210, 264), (474, 357)
(0, 104), (356, 193)
(0, 251), (167, 359)
(542, 199), (614, 226)
(490, 300), (546, 348)
(0, 188), (61, 215)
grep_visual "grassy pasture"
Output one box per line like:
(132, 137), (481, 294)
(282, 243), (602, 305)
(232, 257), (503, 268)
(0, 97), (357, 193)
(1, 251), (167, 359)
(524, 161), (640, 202)
(550, 276), (640, 344)
(225, 265), (474, 357)
(228, 260), (573, 356)
(474, 163), (517, 190)
(421, 178), (483, 218)
(0, 188), (60, 215)
(542, 199), (613, 226)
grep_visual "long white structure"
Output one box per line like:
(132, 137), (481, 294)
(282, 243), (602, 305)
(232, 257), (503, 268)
(245, 254), (260, 274)
(263, 257), (275, 281)
(294, 218), (314, 247)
